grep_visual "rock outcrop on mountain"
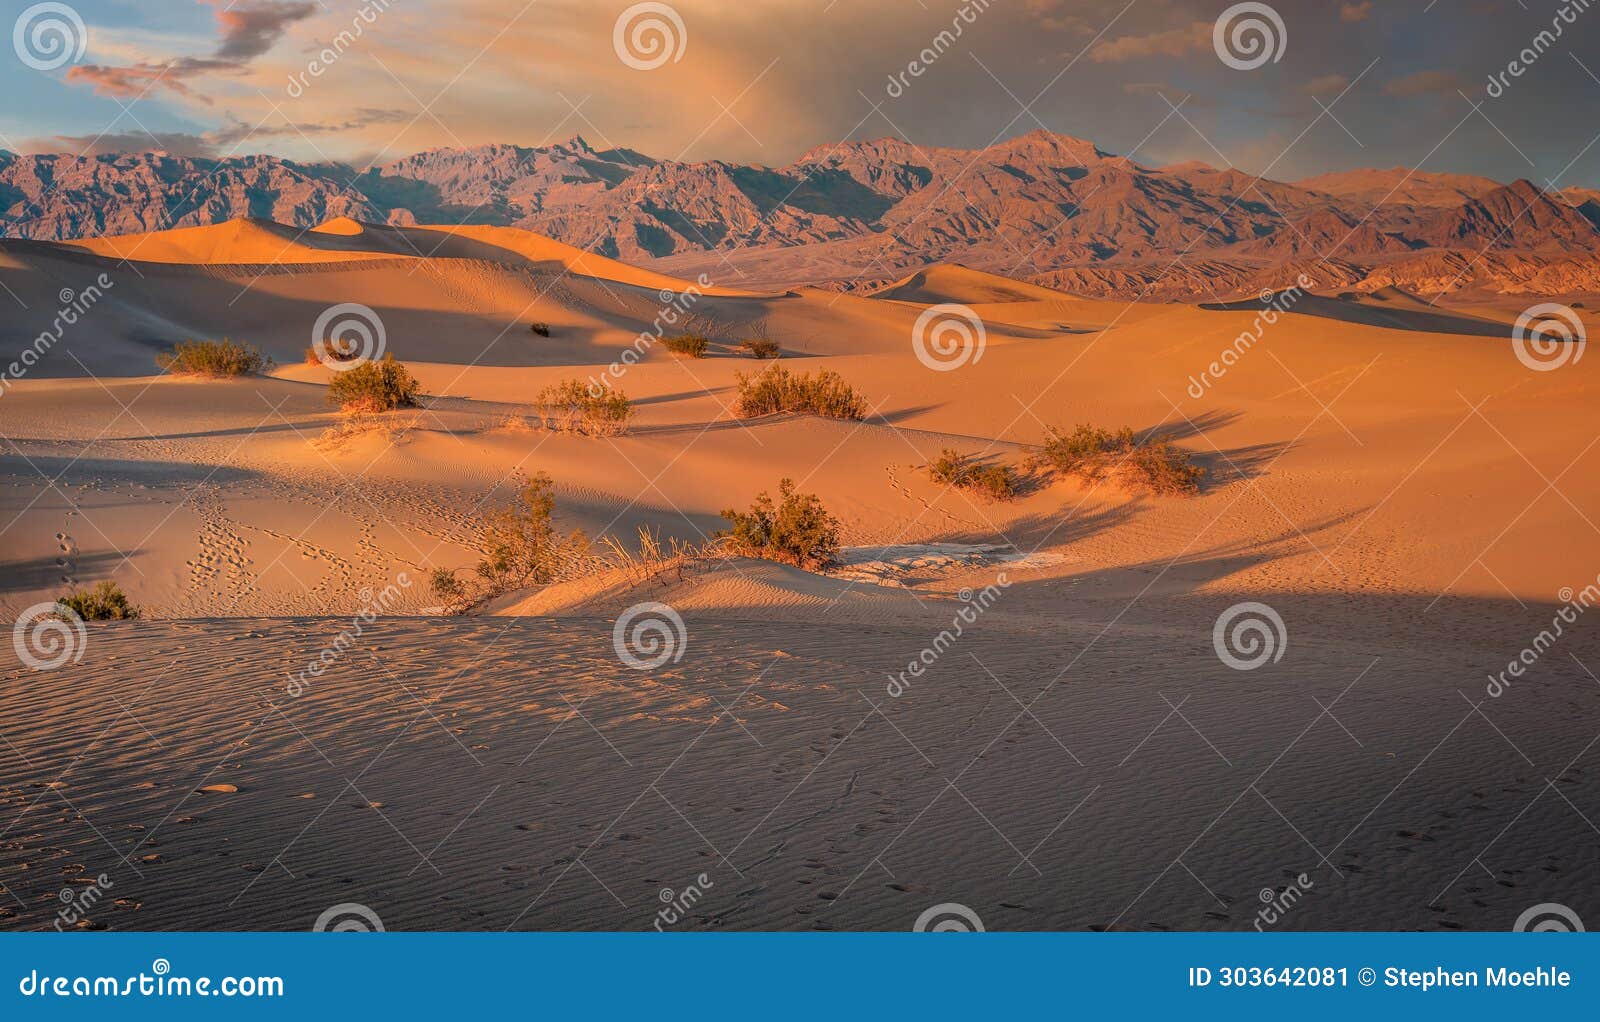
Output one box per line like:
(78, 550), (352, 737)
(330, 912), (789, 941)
(5, 131), (1598, 299)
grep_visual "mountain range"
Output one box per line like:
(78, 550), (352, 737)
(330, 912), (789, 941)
(5, 131), (1599, 299)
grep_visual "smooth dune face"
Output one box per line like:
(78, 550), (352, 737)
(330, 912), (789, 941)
(2, 217), (1597, 932)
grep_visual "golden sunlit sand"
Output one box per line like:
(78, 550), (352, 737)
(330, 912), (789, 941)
(2, 217), (1597, 930)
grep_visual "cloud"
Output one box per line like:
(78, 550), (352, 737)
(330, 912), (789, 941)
(20, 132), (219, 159)
(1090, 21), (1211, 63)
(1023, 0), (1097, 34)
(1385, 70), (1464, 97)
(65, 0), (315, 101)
(21, 109), (410, 159)
(67, 59), (229, 101)
(1340, 2), (1373, 23)
(213, 0), (318, 60)
(207, 109), (412, 148)
(1304, 73), (1351, 96)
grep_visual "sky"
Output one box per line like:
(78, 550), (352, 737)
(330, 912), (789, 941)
(2, 0), (1598, 188)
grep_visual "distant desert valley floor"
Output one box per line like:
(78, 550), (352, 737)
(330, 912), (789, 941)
(2, 209), (1598, 931)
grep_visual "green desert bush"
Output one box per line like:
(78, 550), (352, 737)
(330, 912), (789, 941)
(661, 333), (709, 358)
(1036, 424), (1204, 496)
(738, 338), (781, 359)
(719, 478), (841, 570)
(734, 365), (867, 420)
(535, 380), (633, 436)
(156, 339), (270, 377)
(430, 473), (597, 611)
(927, 448), (1019, 502)
(57, 580), (140, 620)
(326, 353), (420, 413)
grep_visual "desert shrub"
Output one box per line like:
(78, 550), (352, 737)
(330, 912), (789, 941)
(1036, 424), (1204, 496)
(428, 568), (467, 608)
(734, 365), (867, 420)
(305, 337), (362, 366)
(1124, 439), (1207, 496)
(430, 474), (597, 611)
(662, 334), (709, 358)
(927, 448), (1018, 502)
(738, 339), (781, 359)
(737, 318), (781, 359)
(530, 322), (551, 337)
(719, 478), (841, 570)
(156, 339), (270, 377)
(57, 580), (139, 620)
(326, 353), (420, 413)
(535, 379), (632, 436)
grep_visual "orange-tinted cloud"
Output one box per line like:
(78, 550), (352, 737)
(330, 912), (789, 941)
(1090, 21), (1211, 63)
(65, 1), (315, 102)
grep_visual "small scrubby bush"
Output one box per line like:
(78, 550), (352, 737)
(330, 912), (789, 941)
(662, 334), (709, 358)
(928, 448), (1019, 502)
(535, 379), (632, 437)
(305, 337), (361, 366)
(738, 318), (781, 359)
(156, 339), (270, 377)
(719, 478), (841, 570)
(530, 322), (551, 337)
(326, 353), (420, 413)
(738, 339), (781, 359)
(57, 580), (139, 620)
(734, 365), (867, 420)
(1036, 424), (1204, 496)
(429, 473), (597, 611)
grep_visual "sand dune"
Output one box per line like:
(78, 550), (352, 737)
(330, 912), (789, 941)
(870, 264), (1076, 305)
(2, 216), (1597, 931)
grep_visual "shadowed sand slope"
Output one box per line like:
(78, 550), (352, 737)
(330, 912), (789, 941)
(0, 604), (1594, 931)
